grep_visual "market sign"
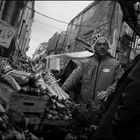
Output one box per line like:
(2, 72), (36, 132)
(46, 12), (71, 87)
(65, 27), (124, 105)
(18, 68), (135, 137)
(49, 57), (60, 71)
(0, 20), (16, 48)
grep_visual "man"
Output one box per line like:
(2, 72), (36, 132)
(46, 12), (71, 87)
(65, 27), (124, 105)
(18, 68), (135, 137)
(62, 34), (123, 104)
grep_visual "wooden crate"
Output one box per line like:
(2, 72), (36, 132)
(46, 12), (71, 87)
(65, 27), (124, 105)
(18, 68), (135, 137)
(9, 93), (47, 113)
(9, 93), (47, 130)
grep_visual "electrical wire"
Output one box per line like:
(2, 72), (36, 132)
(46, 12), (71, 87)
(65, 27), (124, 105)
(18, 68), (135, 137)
(25, 4), (69, 24)
(18, 3), (95, 47)
(23, 4), (94, 28)
(34, 20), (64, 31)
(34, 19), (83, 36)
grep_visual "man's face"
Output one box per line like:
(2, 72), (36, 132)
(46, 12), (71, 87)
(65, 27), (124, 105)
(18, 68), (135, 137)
(94, 38), (109, 56)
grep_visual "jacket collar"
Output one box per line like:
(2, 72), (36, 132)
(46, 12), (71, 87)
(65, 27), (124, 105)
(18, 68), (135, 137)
(93, 53), (109, 61)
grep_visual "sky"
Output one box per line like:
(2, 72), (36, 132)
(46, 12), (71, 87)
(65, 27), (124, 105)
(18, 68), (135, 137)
(26, 1), (93, 57)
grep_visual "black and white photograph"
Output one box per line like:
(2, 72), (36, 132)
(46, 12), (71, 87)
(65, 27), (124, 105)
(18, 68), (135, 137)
(0, 0), (139, 140)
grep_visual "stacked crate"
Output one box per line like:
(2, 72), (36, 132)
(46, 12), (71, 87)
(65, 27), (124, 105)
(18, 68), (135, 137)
(9, 93), (47, 131)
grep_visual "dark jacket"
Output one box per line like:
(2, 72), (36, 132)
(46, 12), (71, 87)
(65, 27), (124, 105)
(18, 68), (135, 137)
(62, 54), (123, 103)
(90, 54), (140, 140)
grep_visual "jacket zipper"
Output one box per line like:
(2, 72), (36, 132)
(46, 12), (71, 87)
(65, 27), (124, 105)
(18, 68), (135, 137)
(93, 56), (101, 100)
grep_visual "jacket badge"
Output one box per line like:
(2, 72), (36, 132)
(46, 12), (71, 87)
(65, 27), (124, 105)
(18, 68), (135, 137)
(103, 68), (110, 72)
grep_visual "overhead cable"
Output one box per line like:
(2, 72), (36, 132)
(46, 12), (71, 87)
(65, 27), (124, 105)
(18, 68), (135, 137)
(34, 20), (64, 30)
(34, 20), (83, 35)
(23, 4), (93, 28)
(25, 5), (69, 24)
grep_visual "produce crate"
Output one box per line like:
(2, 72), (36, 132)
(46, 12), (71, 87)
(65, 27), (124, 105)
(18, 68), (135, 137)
(9, 93), (47, 130)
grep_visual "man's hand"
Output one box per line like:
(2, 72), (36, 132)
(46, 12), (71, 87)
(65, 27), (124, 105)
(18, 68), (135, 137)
(97, 91), (108, 101)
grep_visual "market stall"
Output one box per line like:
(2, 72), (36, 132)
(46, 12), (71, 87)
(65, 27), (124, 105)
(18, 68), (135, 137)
(0, 51), (104, 140)
(0, 56), (74, 139)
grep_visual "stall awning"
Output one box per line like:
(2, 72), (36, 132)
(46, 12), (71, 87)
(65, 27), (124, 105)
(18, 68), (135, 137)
(45, 51), (94, 60)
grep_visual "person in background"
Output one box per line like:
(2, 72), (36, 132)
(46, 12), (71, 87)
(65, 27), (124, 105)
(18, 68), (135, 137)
(62, 34), (124, 104)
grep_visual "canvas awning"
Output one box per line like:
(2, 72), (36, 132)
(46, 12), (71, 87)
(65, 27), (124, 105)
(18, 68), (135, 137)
(45, 51), (94, 60)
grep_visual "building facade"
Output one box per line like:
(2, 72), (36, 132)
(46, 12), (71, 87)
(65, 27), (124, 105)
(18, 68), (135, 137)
(0, 0), (35, 60)
(32, 41), (48, 62)
(46, 31), (66, 55)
